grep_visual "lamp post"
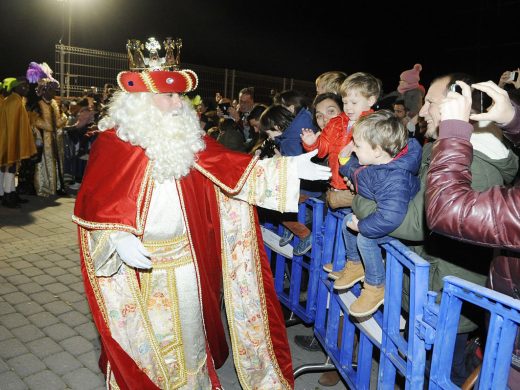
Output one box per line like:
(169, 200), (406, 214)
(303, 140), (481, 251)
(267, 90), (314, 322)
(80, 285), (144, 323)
(66, 0), (71, 97)
(57, 0), (72, 46)
(57, 0), (72, 97)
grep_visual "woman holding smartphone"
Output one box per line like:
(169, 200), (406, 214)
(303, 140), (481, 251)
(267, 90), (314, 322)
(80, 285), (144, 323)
(498, 68), (520, 89)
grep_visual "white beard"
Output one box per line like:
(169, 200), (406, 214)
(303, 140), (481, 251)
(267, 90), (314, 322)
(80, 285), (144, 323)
(98, 92), (205, 182)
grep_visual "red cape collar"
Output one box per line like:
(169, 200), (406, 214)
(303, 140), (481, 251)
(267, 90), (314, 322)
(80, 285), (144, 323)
(73, 129), (255, 231)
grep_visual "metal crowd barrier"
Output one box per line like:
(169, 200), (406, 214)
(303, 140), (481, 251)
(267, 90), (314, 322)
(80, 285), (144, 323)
(426, 277), (520, 389)
(261, 199), (520, 389)
(376, 240), (430, 389)
(306, 220), (426, 388)
(262, 198), (325, 324)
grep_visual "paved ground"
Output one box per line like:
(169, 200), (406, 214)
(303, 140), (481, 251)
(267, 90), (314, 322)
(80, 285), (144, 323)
(0, 194), (347, 390)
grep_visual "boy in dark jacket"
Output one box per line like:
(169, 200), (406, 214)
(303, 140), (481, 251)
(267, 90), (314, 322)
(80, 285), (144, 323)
(330, 110), (422, 317)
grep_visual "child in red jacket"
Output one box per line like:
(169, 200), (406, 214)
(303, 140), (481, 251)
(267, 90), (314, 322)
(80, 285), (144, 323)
(301, 72), (381, 193)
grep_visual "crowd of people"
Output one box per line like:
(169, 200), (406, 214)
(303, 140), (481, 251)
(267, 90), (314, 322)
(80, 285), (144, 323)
(1, 49), (519, 388)
(0, 61), (115, 206)
(193, 65), (520, 387)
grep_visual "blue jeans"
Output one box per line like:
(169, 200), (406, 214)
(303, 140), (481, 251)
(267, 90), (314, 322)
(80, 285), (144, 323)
(342, 213), (390, 286)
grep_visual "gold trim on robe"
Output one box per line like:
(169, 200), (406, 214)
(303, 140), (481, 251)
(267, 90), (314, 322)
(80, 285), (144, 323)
(76, 152), (300, 389)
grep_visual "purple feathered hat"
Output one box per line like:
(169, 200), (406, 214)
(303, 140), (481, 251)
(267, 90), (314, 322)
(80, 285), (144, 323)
(26, 62), (60, 96)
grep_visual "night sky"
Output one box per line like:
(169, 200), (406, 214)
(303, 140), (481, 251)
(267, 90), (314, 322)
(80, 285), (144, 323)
(1, 0), (519, 95)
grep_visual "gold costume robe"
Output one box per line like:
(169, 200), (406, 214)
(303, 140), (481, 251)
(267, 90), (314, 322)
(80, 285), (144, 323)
(0, 92), (36, 167)
(32, 99), (67, 196)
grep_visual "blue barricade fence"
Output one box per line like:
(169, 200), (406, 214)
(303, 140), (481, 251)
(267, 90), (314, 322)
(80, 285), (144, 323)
(262, 201), (520, 388)
(262, 198), (325, 324)
(313, 238), (430, 389)
(427, 277), (520, 390)
(378, 240), (431, 389)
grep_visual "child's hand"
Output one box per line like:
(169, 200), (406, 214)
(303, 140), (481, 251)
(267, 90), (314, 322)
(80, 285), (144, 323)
(301, 128), (319, 146)
(339, 141), (353, 158)
(347, 214), (359, 232)
(344, 178), (355, 191)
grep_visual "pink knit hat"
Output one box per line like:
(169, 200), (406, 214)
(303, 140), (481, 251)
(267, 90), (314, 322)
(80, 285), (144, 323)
(398, 64), (422, 94)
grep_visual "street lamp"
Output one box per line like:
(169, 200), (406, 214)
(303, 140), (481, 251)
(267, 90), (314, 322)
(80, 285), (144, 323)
(56, 0), (72, 46)
(56, 0), (72, 97)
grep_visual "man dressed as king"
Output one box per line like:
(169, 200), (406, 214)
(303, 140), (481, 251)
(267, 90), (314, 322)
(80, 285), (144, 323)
(73, 38), (331, 390)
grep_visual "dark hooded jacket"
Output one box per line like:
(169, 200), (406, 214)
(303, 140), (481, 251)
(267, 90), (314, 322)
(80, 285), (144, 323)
(340, 138), (422, 238)
(274, 108), (315, 157)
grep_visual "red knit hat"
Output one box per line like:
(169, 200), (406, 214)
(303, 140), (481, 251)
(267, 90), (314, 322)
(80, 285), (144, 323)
(117, 37), (198, 93)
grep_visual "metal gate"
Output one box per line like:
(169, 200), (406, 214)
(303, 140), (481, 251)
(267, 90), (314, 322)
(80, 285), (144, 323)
(54, 44), (315, 103)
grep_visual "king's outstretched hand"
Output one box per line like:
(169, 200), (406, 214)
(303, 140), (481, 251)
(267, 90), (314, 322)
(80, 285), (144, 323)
(295, 150), (332, 181)
(114, 232), (152, 270)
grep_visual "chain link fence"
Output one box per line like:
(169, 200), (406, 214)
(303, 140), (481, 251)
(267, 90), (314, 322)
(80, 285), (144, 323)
(55, 44), (315, 104)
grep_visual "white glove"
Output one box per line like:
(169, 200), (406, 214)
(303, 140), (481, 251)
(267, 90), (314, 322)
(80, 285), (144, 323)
(295, 150), (332, 181)
(113, 232), (152, 270)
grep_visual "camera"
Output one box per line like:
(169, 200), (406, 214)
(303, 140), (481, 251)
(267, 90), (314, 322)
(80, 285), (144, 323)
(258, 138), (277, 159)
(478, 90), (492, 114)
(449, 83), (491, 114)
(218, 103), (230, 115)
(508, 71), (519, 82)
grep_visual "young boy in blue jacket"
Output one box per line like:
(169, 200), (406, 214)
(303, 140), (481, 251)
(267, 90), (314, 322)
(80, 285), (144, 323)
(330, 110), (422, 317)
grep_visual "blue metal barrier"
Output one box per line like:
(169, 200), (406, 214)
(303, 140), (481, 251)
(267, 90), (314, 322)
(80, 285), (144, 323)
(262, 198), (325, 324)
(320, 208), (349, 274)
(378, 240), (430, 389)
(313, 238), (430, 389)
(427, 276), (520, 390)
(292, 207), (359, 379)
(263, 206), (520, 388)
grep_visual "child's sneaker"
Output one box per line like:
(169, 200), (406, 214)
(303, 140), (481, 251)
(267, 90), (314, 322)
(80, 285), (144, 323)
(293, 234), (312, 256)
(279, 227), (294, 247)
(349, 284), (385, 317)
(333, 261), (365, 289)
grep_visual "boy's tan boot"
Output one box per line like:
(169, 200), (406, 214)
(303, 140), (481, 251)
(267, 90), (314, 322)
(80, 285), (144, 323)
(322, 262), (334, 273)
(327, 269), (344, 280)
(349, 284), (385, 317)
(323, 262), (345, 274)
(333, 261), (365, 289)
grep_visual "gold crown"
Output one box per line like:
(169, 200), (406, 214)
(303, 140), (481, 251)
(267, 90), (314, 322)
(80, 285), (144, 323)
(126, 37), (183, 71)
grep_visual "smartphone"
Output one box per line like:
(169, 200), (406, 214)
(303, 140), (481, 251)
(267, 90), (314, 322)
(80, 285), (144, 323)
(449, 83), (462, 94)
(508, 71), (519, 82)
(450, 83), (491, 113)
(218, 103), (230, 115)
(478, 91), (493, 114)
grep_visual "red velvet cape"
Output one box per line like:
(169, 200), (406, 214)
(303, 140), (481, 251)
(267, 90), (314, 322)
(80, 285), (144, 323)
(74, 130), (294, 389)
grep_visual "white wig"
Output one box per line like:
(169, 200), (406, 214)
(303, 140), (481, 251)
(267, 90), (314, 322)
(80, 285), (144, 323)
(98, 92), (205, 182)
